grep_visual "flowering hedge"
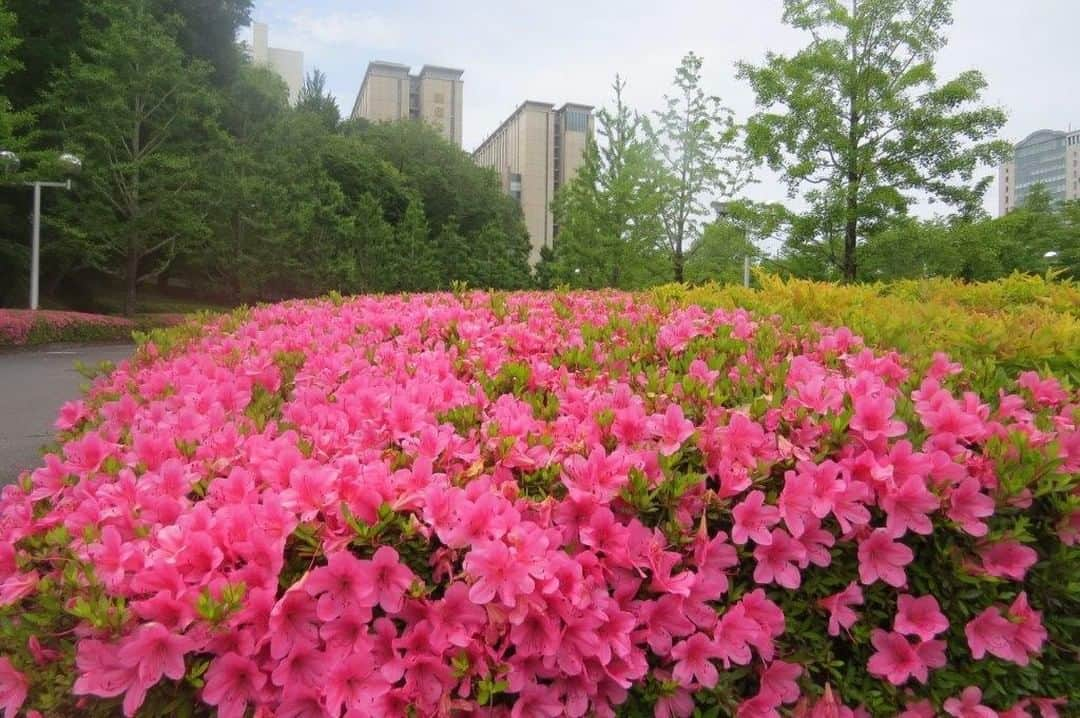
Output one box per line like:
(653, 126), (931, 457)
(0, 309), (186, 348)
(0, 291), (1077, 717)
(670, 274), (1080, 386)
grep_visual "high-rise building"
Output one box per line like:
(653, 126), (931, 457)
(473, 101), (594, 265)
(998, 128), (1080, 216)
(251, 22), (304, 104)
(350, 62), (464, 147)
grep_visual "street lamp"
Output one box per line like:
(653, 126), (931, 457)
(714, 201), (751, 288)
(0, 150), (82, 310)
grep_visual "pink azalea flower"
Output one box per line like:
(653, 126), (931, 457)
(899, 699), (937, 718)
(753, 528), (807, 589)
(1007, 592), (1047, 658)
(326, 653), (389, 715)
(304, 551), (377, 621)
(944, 686), (998, 718)
(977, 541), (1038, 580)
(117, 622), (195, 707)
(464, 539), (535, 607)
(965, 605), (1028, 665)
(670, 632), (720, 688)
(651, 404), (695, 456)
(369, 546), (414, 613)
(0, 657), (28, 718)
(850, 395), (906, 442)
(202, 652), (267, 718)
(759, 660), (802, 704)
(857, 529), (914, 587)
(268, 588), (321, 660)
(880, 477), (939, 537)
(947, 478), (996, 537)
(894, 594), (949, 641)
(510, 682), (564, 718)
(737, 692), (782, 718)
(732, 491), (781, 546)
(819, 582), (863, 636)
(866, 629), (945, 685)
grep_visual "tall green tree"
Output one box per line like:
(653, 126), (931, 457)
(297, 68), (341, 130)
(546, 76), (668, 289)
(738, 0), (1010, 281)
(685, 218), (759, 285)
(40, 0), (218, 315)
(646, 52), (748, 282)
(153, 0), (253, 83)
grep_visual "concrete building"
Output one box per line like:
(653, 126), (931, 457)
(999, 128), (1080, 216)
(350, 62), (464, 147)
(251, 22), (304, 104)
(473, 101), (594, 265)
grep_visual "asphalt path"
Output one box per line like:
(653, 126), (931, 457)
(0, 342), (134, 484)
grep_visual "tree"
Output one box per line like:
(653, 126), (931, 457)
(153, 0), (253, 83)
(297, 68), (340, 130)
(685, 219), (759, 285)
(646, 52), (748, 282)
(546, 76), (668, 289)
(39, 0), (218, 315)
(739, 0), (1010, 281)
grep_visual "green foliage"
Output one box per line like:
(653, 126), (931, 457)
(296, 67), (341, 130)
(38, 0), (219, 316)
(739, 0), (1010, 281)
(646, 53), (749, 282)
(544, 76), (669, 289)
(671, 274), (1080, 385)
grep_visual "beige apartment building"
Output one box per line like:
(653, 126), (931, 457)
(999, 128), (1080, 216)
(251, 23), (304, 104)
(350, 62), (464, 147)
(473, 101), (594, 265)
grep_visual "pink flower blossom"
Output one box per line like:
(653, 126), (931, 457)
(819, 582), (863, 636)
(0, 657), (28, 718)
(670, 632), (720, 688)
(753, 528), (807, 589)
(850, 395), (907, 442)
(947, 478), (996, 537)
(894, 594), (949, 641)
(759, 660), (802, 704)
(733, 491), (781, 546)
(857, 529), (914, 587)
(304, 551), (377, 621)
(977, 541), (1038, 581)
(202, 652), (267, 718)
(944, 686), (998, 718)
(866, 629), (946, 685)
(464, 539), (535, 607)
(651, 404), (695, 456)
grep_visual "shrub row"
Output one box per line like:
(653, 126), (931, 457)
(664, 275), (1080, 390)
(0, 309), (188, 348)
(0, 289), (1076, 717)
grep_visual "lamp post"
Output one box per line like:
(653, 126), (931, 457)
(714, 201), (751, 288)
(1, 150), (82, 309)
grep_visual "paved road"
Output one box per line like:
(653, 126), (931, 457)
(0, 343), (135, 484)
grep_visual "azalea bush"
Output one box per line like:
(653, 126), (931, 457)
(672, 274), (1080, 386)
(0, 290), (1077, 717)
(0, 309), (186, 348)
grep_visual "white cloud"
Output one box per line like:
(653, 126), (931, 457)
(279, 10), (402, 50)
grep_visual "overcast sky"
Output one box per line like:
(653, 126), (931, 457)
(250, 0), (1079, 217)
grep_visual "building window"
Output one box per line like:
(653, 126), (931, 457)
(564, 110), (589, 132)
(434, 92), (445, 104)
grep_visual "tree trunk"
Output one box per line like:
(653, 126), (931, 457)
(673, 245), (685, 283)
(843, 191), (858, 282)
(843, 0), (860, 283)
(124, 241), (138, 317)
